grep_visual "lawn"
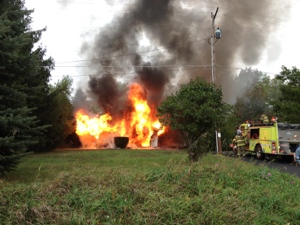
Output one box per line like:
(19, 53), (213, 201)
(1, 149), (300, 224)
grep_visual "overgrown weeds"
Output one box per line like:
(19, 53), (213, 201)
(0, 150), (300, 224)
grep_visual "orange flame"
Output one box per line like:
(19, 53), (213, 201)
(76, 110), (118, 139)
(75, 83), (165, 148)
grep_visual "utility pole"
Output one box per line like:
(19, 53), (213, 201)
(210, 7), (218, 84)
(210, 7), (222, 154)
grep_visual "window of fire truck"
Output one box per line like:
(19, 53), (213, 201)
(250, 129), (259, 139)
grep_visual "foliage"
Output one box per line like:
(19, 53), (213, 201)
(41, 76), (75, 150)
(157, 78), (229, 161)
(0, 0), (50, 174)
(272, 66), (300, 123)
(219, 107), (239, 151)
(233, 68), (276, 123)
(1, 150), (300, 224)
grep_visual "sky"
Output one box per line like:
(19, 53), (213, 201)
(25, 0), (119, 88)
(24, 0), (300, 101)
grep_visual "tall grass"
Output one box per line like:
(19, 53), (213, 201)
(1, 149), (300, 224)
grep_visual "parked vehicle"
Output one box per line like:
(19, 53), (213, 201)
(231, 119), (300, 160)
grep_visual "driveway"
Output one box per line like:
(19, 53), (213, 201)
(222, 151), (300, 178)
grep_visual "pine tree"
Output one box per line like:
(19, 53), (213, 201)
(0, 0), (50, 175)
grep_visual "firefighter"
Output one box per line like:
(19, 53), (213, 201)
(231, 137), (237, 155)
(293, 144), (300, 166)
(235, 133), (246, 156)
(260, 114), (269, 124)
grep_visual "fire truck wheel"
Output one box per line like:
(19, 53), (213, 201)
(255, 145), (265, 160)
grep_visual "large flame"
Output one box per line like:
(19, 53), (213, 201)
(75, 83), (165, 148)
(76, 111), (118, 139)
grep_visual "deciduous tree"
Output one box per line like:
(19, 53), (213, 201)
(42, 76), (75, 150)
(157, 78), (229, 162)
(273, 66), (300, 123)
(234, 68), (275, 122)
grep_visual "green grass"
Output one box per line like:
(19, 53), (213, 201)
(1, 149), (300, 224)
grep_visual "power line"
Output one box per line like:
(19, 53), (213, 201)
(55, 37), (210, 64)
(49, 64), (280, 78)
(53, 64), (211, 68)
(50, 64), (213, 77)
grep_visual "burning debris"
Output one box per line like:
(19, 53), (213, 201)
(75, 82), (165, 149)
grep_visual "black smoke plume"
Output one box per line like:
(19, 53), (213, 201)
(65, 0), (291, 110)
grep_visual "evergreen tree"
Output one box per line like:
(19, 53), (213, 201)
(0, 0), (50, 174)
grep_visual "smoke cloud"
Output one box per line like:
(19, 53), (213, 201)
(88, 74), (119, 114)
(66, 0), (291, 110)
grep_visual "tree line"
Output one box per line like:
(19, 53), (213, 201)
(1, 0), (300, 174)
(158, 67), (300, 161)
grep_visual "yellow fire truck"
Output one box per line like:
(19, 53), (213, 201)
(232, 120), (300, 159)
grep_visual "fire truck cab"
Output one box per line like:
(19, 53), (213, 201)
(232, 120), (300, 160)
